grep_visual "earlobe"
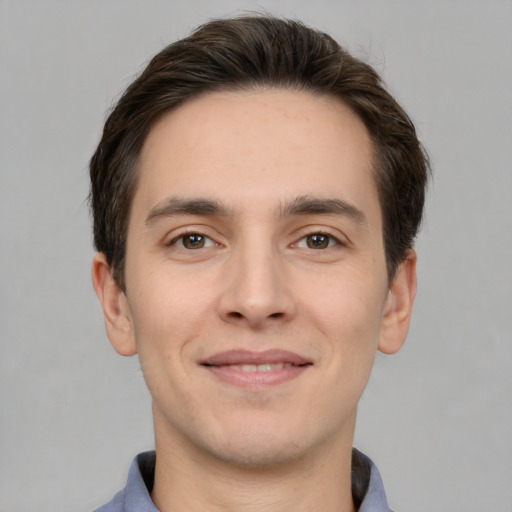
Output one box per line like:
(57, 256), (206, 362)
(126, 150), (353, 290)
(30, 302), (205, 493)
(378, 249), (417, 355)
(91, 253), (137, 356)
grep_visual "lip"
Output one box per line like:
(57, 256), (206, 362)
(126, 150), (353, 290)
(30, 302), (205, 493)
(200, 349), (312, 389)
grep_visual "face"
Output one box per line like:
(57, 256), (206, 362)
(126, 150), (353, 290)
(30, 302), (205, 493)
(93, 89), (415, 468)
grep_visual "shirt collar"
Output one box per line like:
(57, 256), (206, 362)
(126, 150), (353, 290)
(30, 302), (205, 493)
(353, 449), (393, 512)
(96, 449), (392, 512)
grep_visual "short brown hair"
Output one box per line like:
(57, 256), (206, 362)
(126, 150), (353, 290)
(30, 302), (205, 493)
(90, 15), (429, 290)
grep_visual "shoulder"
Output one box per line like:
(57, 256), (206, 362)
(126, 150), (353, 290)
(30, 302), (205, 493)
(93, 490), (125, 512)
(353, 449), (394, 512)
(92, 452), (157, 512)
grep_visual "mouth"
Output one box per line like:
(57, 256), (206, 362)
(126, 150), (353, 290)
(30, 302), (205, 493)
(200, 349), (312, 388)
(224, 362), (294, 372)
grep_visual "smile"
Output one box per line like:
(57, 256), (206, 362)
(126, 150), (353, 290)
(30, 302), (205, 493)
(229, 362), (292, 372)
(200, 350), (312, 388)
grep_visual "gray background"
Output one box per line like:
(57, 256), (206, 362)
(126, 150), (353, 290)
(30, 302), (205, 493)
(1, 1), (511, 510)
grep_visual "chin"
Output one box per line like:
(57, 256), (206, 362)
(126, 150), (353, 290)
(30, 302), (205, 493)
(206, 435), (307, 470)
(197, 414), (332, 470)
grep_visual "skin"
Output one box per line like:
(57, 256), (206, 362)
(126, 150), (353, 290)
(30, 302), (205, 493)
(92, 89), (416, 512)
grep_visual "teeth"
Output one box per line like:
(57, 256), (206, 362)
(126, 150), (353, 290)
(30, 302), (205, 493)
(258, 363), (283, 372)
(231, 363), (287, 372)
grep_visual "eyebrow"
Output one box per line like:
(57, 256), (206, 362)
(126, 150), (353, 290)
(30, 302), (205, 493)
(281, 195), (366, 224)
(145, 197), (232, 225)
(145, 195), (366, 225)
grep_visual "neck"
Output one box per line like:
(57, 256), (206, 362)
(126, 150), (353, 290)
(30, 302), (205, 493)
(150, 409), (357, 512)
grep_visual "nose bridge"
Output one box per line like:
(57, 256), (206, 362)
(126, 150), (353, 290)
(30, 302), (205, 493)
(220, 229), (294, 326)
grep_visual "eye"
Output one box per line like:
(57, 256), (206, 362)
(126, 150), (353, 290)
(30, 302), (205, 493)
(297, 233), (340, 250)
(171, 233), (216, 250)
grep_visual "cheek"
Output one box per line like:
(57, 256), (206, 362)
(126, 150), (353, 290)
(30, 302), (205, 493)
(306, 273), (385, 340)
(125, 274), (204, 371)
(128, 262), (214, 330)
(126, 278), (206, 408)
(303, 272), (386, 388)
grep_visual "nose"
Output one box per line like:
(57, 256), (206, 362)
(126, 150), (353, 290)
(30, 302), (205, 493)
(218, 239), (296, 329)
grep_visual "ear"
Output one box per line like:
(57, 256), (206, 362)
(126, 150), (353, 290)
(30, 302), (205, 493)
(378, 249), (417, 355)
(91, 252), (137, 356)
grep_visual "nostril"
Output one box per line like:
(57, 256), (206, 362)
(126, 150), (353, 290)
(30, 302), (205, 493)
(226, 311), (284, 320)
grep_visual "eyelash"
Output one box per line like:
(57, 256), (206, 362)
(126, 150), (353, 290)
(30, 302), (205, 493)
(167, 232), (217, 250)
(294, 232), (343, 250)
(166, 230), (343, 251)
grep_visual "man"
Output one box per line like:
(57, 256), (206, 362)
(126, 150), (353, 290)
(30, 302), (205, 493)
(90, 15), (429, 512)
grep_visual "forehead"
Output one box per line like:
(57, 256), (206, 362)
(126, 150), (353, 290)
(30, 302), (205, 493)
(134, 89), (378, 219)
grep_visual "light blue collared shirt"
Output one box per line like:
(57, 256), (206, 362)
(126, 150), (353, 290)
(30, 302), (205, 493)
(94, 449), (393, 512)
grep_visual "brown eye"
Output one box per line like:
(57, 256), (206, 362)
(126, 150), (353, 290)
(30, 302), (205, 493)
(182, 234), (205, 249)
(173, 233), (215, 249)
(306, 234), (332, 249)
